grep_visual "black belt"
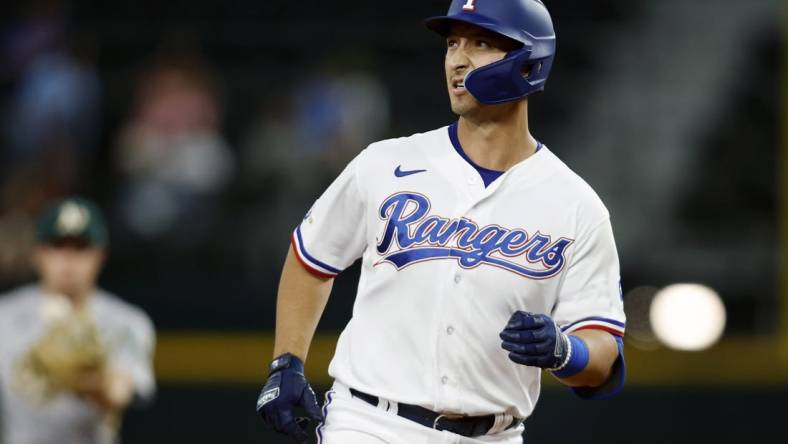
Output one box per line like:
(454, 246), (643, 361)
(349, 388), (522, 438)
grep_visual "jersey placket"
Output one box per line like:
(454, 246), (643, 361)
(432, 165), (505, 413)
(434, 255), (473, 413)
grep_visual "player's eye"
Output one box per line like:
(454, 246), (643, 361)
(447, 38), (458, 48)
(476, 39), (491, 49)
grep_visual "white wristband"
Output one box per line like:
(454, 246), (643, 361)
(548, 332), (573, 372)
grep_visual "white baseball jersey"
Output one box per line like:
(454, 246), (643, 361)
(293, 122), (625, 419)
(0, 285), (156, 444)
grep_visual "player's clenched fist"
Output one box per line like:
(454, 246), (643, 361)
(256, 353), (323, 443)
(499, 311), (570, 370)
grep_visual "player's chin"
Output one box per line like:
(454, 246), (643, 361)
(450, 100), (478, 117)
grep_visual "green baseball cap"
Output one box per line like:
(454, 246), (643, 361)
(36, 197), (109, 246)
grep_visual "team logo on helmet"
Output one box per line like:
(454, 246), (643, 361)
(462, 0), (476, 12)
(55, 201), (90, 236)
(375, 192), (573, 279)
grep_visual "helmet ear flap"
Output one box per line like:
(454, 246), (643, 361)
(522, 61), (544, 80)
(465, 47), (551, 105)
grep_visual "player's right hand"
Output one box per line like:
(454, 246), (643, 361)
(256, 353), (323, 443)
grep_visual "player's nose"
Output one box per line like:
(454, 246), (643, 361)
(446, 45), (471, 74)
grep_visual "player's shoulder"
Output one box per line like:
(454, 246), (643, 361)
(0, 284), (40, 314)
(94, 289), (154, 333)
(540, 148), (610, 224)
(361, 126), (449, 161)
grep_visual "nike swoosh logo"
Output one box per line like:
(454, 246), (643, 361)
(394, 165), (427, 177)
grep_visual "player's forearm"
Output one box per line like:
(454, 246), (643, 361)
(272, 248), (333, 362)
(76, 368), (135, 412)
(554, 329), (618, 388)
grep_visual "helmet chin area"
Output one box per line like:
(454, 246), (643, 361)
(464, 48), (550, 105)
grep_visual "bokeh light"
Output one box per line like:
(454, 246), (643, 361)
(623, 286), (660, 350)
(650, 284), (727, 351)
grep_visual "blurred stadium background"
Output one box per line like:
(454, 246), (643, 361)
(1, 0), (786, 442)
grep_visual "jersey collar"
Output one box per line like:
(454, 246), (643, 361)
(447, 121), (544, 189)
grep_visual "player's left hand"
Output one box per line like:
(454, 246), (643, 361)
(499, 311), (569, 370)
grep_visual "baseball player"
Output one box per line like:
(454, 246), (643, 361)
(257, 1), (626, 443)
(0, 197), (156, 444)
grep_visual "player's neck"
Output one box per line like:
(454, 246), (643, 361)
(40, 283), (94, 309)
(457, 102), (537, 172)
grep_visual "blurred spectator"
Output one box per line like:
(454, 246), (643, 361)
(1, 0), (101, 191)
(239, 69), (390, 274)
(292, 71), (391, 173)
(242, 70), (390, 186)
(114, 57), (234, 244)
(0, 2), (101, 287)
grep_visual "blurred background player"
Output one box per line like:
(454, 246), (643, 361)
(0, 197), (156, 444)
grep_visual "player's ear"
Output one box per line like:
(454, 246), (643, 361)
(30, 246), (45, 273)
(94, 247), (108, 269)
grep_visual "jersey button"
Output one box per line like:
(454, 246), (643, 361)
(441, 376), (449, 385)
(446, 326), (455, 335)
(453, 274), (462, 284)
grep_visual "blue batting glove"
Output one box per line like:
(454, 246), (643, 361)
(256, 353), (323, 443)
(499, 311), (570, 370)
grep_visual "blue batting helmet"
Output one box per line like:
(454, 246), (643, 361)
(425, 0), (556, 105)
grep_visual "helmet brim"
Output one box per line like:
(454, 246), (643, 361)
(424, 14), (524, 46)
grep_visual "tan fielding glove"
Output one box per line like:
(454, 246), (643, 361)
(14, 304), (107, 402)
